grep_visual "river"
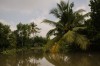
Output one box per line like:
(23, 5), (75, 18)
(0, 50), (100, 66)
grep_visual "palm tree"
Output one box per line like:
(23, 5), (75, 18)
(42, 1), (90, 52)
(30, 22), (40, 37)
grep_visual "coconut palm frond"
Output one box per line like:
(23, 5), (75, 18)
(46, 28), (57, 38)
(44, 39), (55, 52)
(70, 2), (74, 8)
(61, 30), (90, 50)
(60, 0), (67, 9)
(57, 3), (63, 13)
(35, 27), (41, 30)
(74, 10), (90, 21)
(56, 22), (65, 30)
(42, 19), (57, 26)
(47, 35), (61, 46)
(44, 36), (61, 52)
(62, 30), (76, 43)
(60, 0), (68, 11)
(83, 12), (91, 17)
(75, 9), (86, 14)
(72, 12), (89, 26)
(75, 34), (90, 50)
(50, 8), (61, 18)
(72, 27), (87, 31)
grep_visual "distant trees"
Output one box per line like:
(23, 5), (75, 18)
(0, 23), (16, 51)
(0, 22), (45, 52)
(15, 23), (31, 47)
(32, 36), (47, 47)
(14, 22), (40, 48)
(30, 22), (40, 36)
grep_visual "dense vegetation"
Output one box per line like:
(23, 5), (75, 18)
(0, 0), (100, 53)
(43, 0), (100, 52)
(0, 22), (47, 53)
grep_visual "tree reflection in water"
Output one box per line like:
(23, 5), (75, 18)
(17, 50), (44, 66)
(0, 50), (43, 66)
(0, 50), (100, 66)
(44, 53), (100, 66)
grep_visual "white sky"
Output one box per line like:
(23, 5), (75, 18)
(0, 0), (90, 37)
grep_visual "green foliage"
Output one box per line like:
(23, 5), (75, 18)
(8, 32), (17, 48)
(15, 22), (40, 48)
(43, 1), (90, 52)
(0, 22), (41, 53)
(1, 49), (16, 55)
(58, 30), (90, 50)
(32, 36), (47, 47)
(86, 0), (100, 51)
(43, 19), (57, 27)
(90, 0), (100, 31)
(0, 22), (16, 51)
(62, 31), (75, 43)
(44, 36), (61, 52)
(1, 0), (100, 53)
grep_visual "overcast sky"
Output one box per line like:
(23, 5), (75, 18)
(0, 0), (90, 37)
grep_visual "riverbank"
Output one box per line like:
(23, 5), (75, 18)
(1, 47), (43, 55)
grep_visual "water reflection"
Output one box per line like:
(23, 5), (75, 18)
(17, 50), (43, 66)
(0, 50), (43, 66)
(45, 53), (100, 66)
(0, 50), (100, 66)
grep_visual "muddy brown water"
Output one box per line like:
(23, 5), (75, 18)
(0, 50), (100, 66)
